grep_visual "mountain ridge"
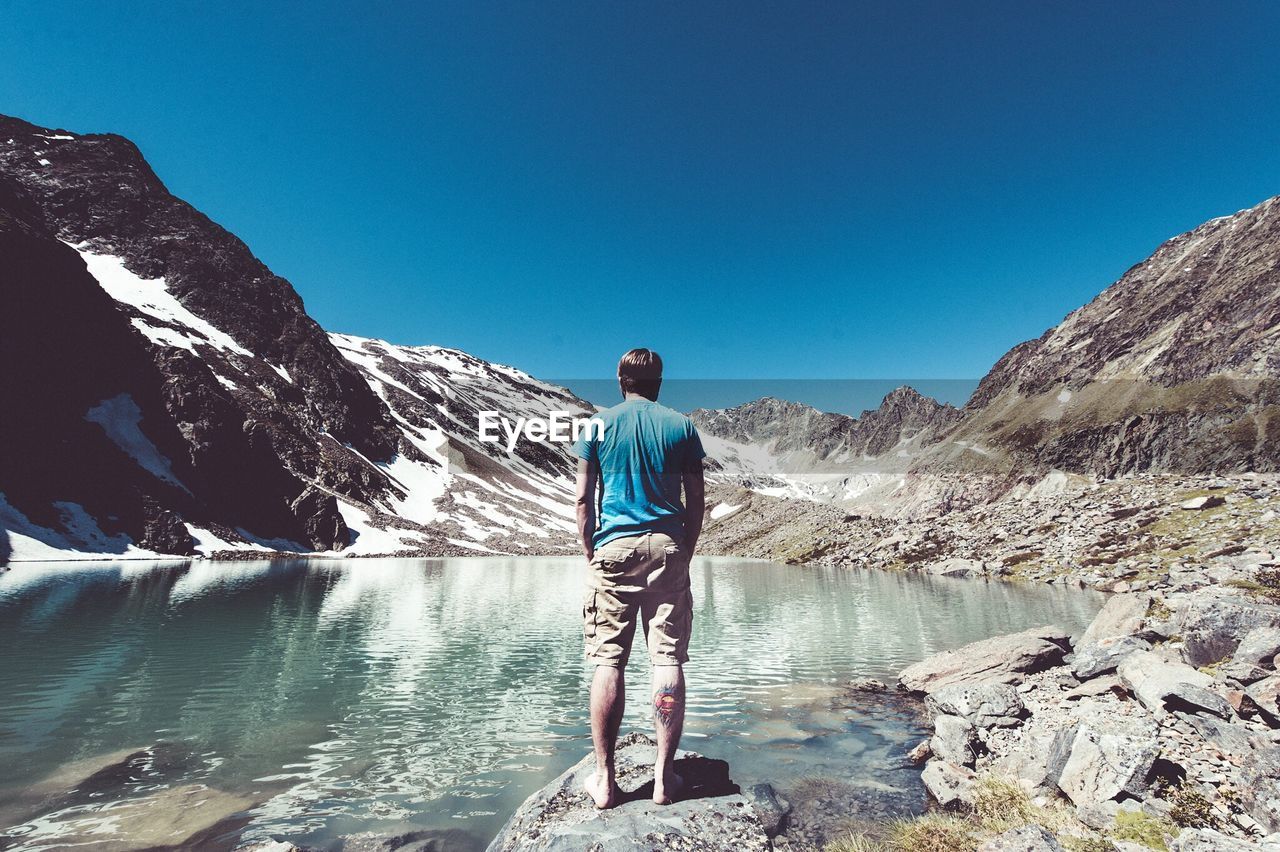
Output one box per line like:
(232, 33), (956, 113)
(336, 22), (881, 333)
(1, 112), (1276, 559)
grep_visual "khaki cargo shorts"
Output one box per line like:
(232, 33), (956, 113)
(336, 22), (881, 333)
(583, 532), (693, 667)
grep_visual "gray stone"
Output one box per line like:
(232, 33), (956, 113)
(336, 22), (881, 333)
(847, 677), (888, 692)
(1071, 635), (1151, 679)
(341, 830), (480, 851)
(925, 681), (1027, 728)
(930, 714), (978, 767)
(1117, 650), (1215, 718)
(996, 722), (1078, 797)
(1081, 593), (1151, 645)
(927, 557), (986, 577)
(1163, 683), (1234, 719)
(1169, 827), (1261, 851)
(978, 824), (1064, 852)
(906, 740), (932, 764)
(745, 783), (790, 838)
(1234, 626), (1280, 664)
(1074, 799), (1120, 830)
(1237, 744), (1280, 834)
(1248, 675), (1280, 726)
(485, 732), (769, 852)
(921, 759), (976, 809)
(1057, 712), (1159, 805)
(1176, 594), (1280, 668)
(1182, 714), (1256, 759)
(899, 626), (1071, 694)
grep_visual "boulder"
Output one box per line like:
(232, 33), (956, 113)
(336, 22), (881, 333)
(927, 557), (985, 577)
(1238, 744), (1280, 834)
(925, 682), (1026, 728)
(1247, 675), (1280, 726)
(930, 714), (978, 767)
(921, 759), (976, 809)
(744, 783), (790, 838)
(1117, 651), (1216, 718)
(1176, 594), (1280, 667)
(1233, 628), (1280, 667)
(899, 626), (1071, 694)
(1057, 712), (1159, 805)
(978, 824), (1064, 852)
(906, 740), (932, 765)
(485, 733), (769, 852)
(1080, 593), (1150, 645)
(1163, 683), (1234, 720)
(1169, 827), (1257, 851)
(1071, 636), (1151, 679)
(994, 722), (1078, 798)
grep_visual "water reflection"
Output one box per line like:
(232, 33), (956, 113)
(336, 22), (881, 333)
(0, 557), (1102, 849)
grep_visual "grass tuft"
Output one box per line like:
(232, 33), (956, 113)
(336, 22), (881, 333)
(1109, 809), (1177, 851)
(886, 813), (979, 852)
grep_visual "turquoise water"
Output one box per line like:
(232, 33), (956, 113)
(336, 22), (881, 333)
(0, 557), (1103, 850)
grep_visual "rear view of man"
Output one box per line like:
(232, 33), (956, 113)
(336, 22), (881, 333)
(571, 348), (706, 809)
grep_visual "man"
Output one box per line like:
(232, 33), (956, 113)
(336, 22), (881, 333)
(571, 348), (706, 809)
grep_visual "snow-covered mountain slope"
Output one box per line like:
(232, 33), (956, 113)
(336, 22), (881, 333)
(0, 114), (594, 562)
(324, 333), (596, 555)
(690, 388), (962, 508)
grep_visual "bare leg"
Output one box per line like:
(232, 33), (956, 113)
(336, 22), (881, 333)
(651, 664), (685, 805)
(586, 664), (624, 808)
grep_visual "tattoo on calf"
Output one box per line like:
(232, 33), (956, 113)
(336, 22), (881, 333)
(653, 685), (681, 725)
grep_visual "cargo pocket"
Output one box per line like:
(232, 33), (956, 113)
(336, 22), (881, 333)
(582, 590), (599, 649)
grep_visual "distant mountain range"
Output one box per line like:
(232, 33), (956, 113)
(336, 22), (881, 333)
(1, 113), (1275, 560)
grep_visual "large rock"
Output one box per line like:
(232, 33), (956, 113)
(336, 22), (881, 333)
(1247, 675), (1280, 726)
(1117, 651), (1218, 718)
(925, 682), (1026, 728)
(1238, 744), (1280, 834)
(1176, 594), (1280, 667)
(930, 714), (978, 767)
(921, 759), (976, 809)
(1057, 712), (1159, 805)
(978, 825), (1064, 852)
(1233, 626), (1280, 666)
(994, 722), (1078, 798)
(899, 626), (1071, 694)
(1071, 636), (1151, 679)
(1223, 626), (1280, 683)
(927, 557), (986, 577)
(1080, 593), (1151, 645)
(1169, 827), (1257, 851)
(485, 733), (769, 852)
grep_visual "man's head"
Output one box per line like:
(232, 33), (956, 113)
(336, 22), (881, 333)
(618, 348), (663, 401)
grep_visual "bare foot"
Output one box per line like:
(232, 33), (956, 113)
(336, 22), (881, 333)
(652, 768), (684, 805)
(585, 772), (618, 809)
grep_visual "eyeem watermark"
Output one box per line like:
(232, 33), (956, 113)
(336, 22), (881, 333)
(478, 411), (605, 452)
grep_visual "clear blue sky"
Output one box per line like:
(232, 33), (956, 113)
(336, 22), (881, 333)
(4, 2), (1279, 400)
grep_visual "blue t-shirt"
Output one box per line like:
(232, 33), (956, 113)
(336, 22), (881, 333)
(571, 399), (707, 549)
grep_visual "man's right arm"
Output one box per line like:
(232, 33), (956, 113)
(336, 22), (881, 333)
(681, 463), (705, 555)
(575, 457), (597, 562)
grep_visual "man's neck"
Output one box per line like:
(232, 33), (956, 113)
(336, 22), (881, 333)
(623, 392), (656, 403)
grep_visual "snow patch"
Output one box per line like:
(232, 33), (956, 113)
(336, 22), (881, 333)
(74, 248), (253, 357)
(85, 393), (190, 494)
(709, 502), (741, 520)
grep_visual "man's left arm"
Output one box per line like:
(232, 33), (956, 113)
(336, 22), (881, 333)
(575, 457), (598, 562)
(681, 462), (704, 555)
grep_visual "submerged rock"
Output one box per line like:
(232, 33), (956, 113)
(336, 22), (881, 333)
(485, 732), (768, 852)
